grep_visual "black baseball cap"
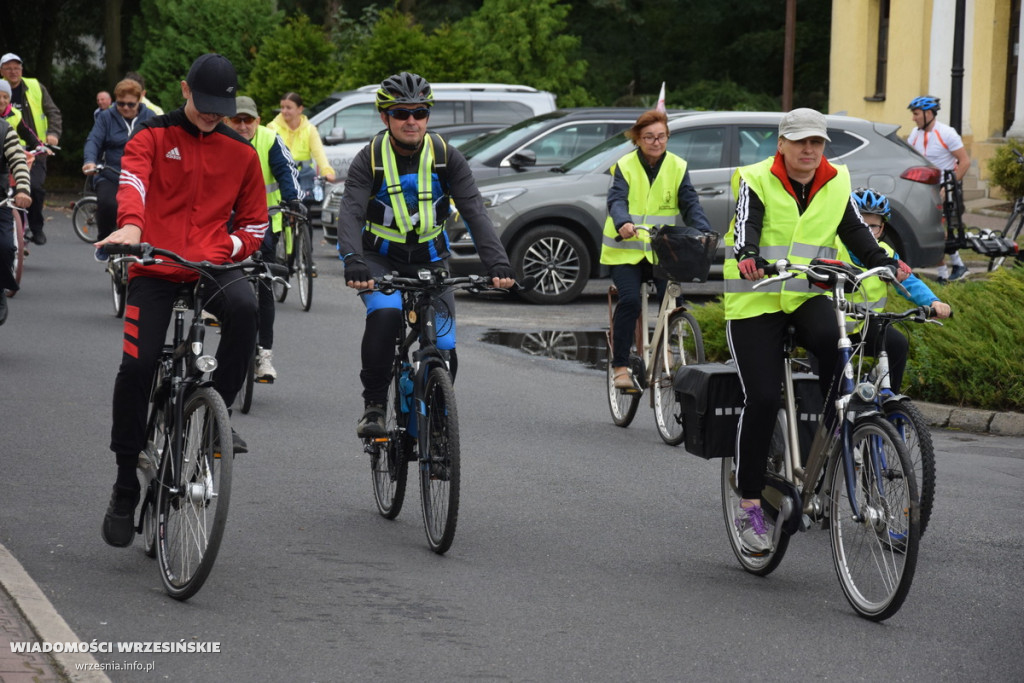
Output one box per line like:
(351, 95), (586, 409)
(186, 53), (238, 116)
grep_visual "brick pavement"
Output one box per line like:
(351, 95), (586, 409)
(0, 583), (66, 682)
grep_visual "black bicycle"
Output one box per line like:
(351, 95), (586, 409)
(270, 204), (314, 311)
(106, 242), (259, 600)
(71, 164), (103, 243)
(362, 269), (524, 553)
(941, 167), (1020, 271)
(237, 256), (289, 414)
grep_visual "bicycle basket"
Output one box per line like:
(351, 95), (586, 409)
(651, 226), (720, 283)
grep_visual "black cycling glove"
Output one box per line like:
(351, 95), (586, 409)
(286, 199), (307, 216)
(343, 255), (372, 283)
(487, 264), (516, 281)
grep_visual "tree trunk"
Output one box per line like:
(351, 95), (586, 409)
(105, 0), (125, 87)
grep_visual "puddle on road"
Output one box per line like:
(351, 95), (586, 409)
(480, 329), (609, 370)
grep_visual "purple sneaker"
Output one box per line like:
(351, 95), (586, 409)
(735, 500), (772, 554)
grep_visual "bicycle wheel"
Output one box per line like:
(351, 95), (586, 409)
(139, 404), (167, 559)
(420, 366), (460, 554)
(71, 197), (101, 243)
(988, 211), (1023, 272)
(652, 310), (705, 445)
(883, 399), (935, 536)
(273, 228), (291, 303)
(829, 415), (919, 621)
(238, 344), (256, 414)
(720, 411), (791, 575)
(11, 210), (25, 290)
(295, 220), (313, 312)
(371, 367), (408, 519)
(606, 332), (641, 427)
(155, 386), (233, 600)
(109, 261), (127, 318)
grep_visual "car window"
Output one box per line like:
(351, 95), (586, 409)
(471, 100), (534, 123)
(738, 126), (778, 165)
(429, 101), (466, 126)
(667, 127), (726, 170)
(824, 129), (867, 159)
(463, 115), (562, 160)
(520, 123), (628, 164)
(316, 102), (379, 141)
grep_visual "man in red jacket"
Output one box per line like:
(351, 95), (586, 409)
(96, 53), (268, 548)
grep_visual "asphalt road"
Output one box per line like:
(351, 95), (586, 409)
(1, 208), (1022, 682)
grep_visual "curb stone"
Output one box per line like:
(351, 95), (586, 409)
(915, 401), (1024, 436)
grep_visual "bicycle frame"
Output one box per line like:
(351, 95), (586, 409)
(608, 279), (687, 401)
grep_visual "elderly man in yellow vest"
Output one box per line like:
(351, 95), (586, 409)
(1, 53), (61, 246)
(225, 95), (304, 381)
(722, 107), (909, 554)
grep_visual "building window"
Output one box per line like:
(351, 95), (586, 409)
(865, 0), (890, 102)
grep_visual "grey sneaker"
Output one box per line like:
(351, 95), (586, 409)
(357, 402), (387, 438)
(254, 347), (277, 381)
(949, 264), (970, 281)
(735, 500), (772, 555)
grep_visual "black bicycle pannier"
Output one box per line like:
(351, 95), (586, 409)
(651, 226), (720, 283)
(791, 372), (824, 465)
(674, 362), (744, 459)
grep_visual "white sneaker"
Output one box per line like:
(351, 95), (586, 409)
(255, 347), (277, 381)
(734, 499), (772, 555)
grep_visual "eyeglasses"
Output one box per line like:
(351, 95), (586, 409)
(230, 116), (255, 124)
(385, 108), (430, 121)
(115, 101), (139, 108)
(641, 133), (668, 143)
(866, 223), (884, 231)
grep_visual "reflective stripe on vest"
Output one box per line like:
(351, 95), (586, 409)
(252, 126), (283, 233)
(724, 157), (851, 320)
(600, 151), (687, 266)
(366, 133), (447, 243)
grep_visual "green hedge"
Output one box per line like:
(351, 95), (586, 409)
(688, 266), (1024, 412)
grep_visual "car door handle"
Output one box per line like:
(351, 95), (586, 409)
(696, 188), (725, 196)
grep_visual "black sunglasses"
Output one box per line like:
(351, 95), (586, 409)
(115, 101), (139, 108)
(385, 108), (430, 121)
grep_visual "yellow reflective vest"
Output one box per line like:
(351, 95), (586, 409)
(251, 126), (283, 234)
(19, 78), (48, 144)
(365, 132), (448, 244)
(724, 156), (850, 320)
(600, 151), (687, 266)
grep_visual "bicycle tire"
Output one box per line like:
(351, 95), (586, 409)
(720, 411), (791, 575)
(371, 367), (408, 519)
(139, 406), (166, 559)
(11, 209), (25, 290)
(239, 345), (256, 414)
(606, 332), (641, 427)
(295, 221), (313, 311)
(829, 415), (919, 621)
(110, 261), (127, 318)
(420, 366), (460, 554)
(988, 210), (1023, 272)
(156, 386), (233, 601)
(883, 399), (935, 536)
(652, 310), (705, 445)
(273, 228), (291, 303)
(71, 197), (101, 243)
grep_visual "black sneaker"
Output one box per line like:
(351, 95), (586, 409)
(101, 484), (141, 547)
(0, 294), (7, 326)
(29, 230), (46, 245)
(232, 429), (248, 454)
(356, 402), (387, 438)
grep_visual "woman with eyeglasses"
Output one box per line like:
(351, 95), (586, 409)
(601, 108), (712, 390)
(83, 78), (155, 260)
(266, 92), (336, 199)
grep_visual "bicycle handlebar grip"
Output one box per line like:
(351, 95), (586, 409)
(103, 243), (145, 256)
(267, 262), (289, 277)
(513, 276), (538, 293)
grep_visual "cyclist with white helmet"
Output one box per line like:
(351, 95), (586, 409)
(337, 72), (516, 437)
(907, 95), (971, 282)
(844, 187), (952, 392)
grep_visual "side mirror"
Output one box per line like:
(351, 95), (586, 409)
(324, 127), (346, 145)
(507, 149), (537, 170)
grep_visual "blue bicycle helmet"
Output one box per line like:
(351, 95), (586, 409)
(908, 95), (940, 112)
(852, 187), (891, 221)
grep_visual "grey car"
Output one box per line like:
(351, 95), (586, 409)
(448, 111), (944, 304)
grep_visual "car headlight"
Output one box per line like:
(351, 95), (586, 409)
(480, 188), (526, 208)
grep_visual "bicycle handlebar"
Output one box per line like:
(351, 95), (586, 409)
(753, 258), (900, 292)
(365, 270), (536, 296)
(103, 242), (282, 275)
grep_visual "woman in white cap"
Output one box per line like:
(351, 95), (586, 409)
(722, 107), (910, 554)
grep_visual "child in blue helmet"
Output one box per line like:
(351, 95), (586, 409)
(848, 187), (952, 391)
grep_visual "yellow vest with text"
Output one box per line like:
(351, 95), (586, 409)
(600, 151), (687, 266)
(724, 157), (850, 320)
(251, 126), (283, 234)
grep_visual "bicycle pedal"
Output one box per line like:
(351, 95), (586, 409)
(255, 377), (274, 384)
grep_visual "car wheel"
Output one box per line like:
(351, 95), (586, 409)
(510, 225), (591, 305)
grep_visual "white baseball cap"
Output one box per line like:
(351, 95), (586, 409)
(0, 53), (23, 66)
(778, 108), (831, 141)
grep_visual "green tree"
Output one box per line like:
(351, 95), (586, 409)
(335, 8), (433, 89)
(455, 0), (592, 106)
(247, 15), (343, 121)
(134, 0), (282, 111)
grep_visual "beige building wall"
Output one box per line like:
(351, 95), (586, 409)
(829, 0), (1016, 189)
